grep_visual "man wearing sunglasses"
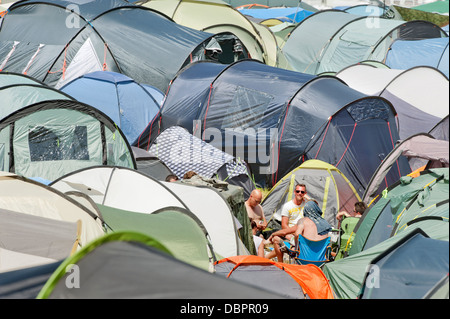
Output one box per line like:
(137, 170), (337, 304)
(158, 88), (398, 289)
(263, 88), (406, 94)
(280, 183), (310, 240)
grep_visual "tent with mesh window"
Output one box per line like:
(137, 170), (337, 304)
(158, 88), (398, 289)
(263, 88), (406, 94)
(0, 0), (246, 93)
(0, 99), (135, 182)
(136, 59), (410, 194)
(282, 10), (447, 75)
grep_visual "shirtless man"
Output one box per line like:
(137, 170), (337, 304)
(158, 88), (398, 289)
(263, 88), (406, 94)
(266, 201), (331, 263)
(245, 189), (268, 233)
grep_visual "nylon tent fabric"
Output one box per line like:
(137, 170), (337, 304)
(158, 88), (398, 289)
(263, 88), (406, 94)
(0, 207), (78, 273)
(237, 7), (314, 23)
(363, 134), (449, 204)
(322, 225), (448, 299)
(393, 4), (449, 27)
(0, 172), (105, 252)
(351, 167), (449, 256)
(359, 230), (449, 299)
(262, 159), (361, 229)
(215, 255), (334, 299)
(60, 71), (163, 145)
(0, 0), (235, 93)
(50, 166), (247, 258)
(149, 125), (255, 197)
(37, 231), (283, 299)
(0, 72), (73, 121)
(136, 0), (272, 65)
(0, 260), (62, 299)
(0, 99), (136, 181)
(131, 146), (174, 181)
(282, 10), (447, 75)
(316, 18), (446, 74)
(336, 64), (449, 139)
(137, 59), (408, 193)
(98, 204), (213, 271)
(429, 115), (449, 141)
(385, 37), (449, 78)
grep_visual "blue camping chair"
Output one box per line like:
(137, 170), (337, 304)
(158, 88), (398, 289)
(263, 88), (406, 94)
(286, 235), (332, 268)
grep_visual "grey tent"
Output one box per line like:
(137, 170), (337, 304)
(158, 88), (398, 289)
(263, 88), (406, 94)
(429, 115), (449, 141)
(363, 133), (449, 204)
(0, 0), (248, 93)
(131, 146), (174, 181)
(359, 229), (449, 299)
(36, 232), (284, 299)
(0, 207), (78, 273)
(0, 261), (62, 299)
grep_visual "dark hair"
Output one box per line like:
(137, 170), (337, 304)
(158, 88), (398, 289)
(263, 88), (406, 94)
(354, 201), (367, 214)
(165, 174), (179, 182)
(182, 171), (198, 180)
(295, 183), (306, 190)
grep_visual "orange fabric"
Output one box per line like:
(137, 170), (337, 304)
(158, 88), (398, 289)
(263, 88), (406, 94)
(215, 255), (334, 299)
(408, 164), (426, 178)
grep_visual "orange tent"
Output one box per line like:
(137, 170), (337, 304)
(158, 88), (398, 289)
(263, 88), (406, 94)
(215, 255), (334, 299)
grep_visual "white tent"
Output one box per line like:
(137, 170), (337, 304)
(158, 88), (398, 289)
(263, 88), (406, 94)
(336, 64), (449, 139)
(0, 172), (105, 255)
(50, 166), (248, 258)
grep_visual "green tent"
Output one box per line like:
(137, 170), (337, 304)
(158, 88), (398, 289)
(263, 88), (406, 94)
(323, 227), (448, 299)
(351, 168), (449, 256)
(99, 204), (214, 271)
(37, 231), (282, 299)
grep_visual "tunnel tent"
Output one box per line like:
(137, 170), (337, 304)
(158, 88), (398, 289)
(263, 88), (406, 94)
(362, 133), (449, 205)
(0, 0), (243, 93)
(60, 71), (163, 145)
(0, 72), (73, 121)
(262, 159), (361, 229)
(136, 0), (285, 68)
(429, 115), (449, 141)
(36, 231), (282, 299)
(138, 59), (409, 193)
(336, 64), (449, 139)
(282, 9), (447, 75)
(385, 37), (449, 78)
(0, 99), (136, 182)
(350, 167), (449, 257)
(0, 172), (106, 252)
(50, 166), (248, 258)
(98, 204), (214, 271)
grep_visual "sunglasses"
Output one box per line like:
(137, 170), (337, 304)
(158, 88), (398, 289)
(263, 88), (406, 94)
(295, 190), (306, 194)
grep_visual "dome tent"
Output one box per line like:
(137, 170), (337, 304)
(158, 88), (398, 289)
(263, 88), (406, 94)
(262, 159), (361, 229)
(61, 71), (163, 145)
(0, 0), (246, 93)
(137, 59), (410, 195)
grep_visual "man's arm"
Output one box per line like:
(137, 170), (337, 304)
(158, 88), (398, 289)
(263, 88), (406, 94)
(281, 216), (289, 229)
(294, 219), (305, 250)
(268, 225), (297, 242)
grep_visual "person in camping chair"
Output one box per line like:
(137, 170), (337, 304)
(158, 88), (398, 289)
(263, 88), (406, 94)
(280, 183), (311, 240)
(263, 201), (331, 263)
(336, 201), (367, 228)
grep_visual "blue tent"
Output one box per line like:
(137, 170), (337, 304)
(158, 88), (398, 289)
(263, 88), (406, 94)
(61, 71), (163, 145)
(238, 7), (314, 23)
(386, 37), (449, 78)
(136, 60), (410, 193)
